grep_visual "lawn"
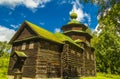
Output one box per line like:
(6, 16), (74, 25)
(0, 57), (120, 79)
(81, 73), (120, 79)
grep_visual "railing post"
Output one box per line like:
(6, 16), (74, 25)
(14, 70), (22, 79)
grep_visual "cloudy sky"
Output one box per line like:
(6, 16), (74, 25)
(0, 0), (99, 42)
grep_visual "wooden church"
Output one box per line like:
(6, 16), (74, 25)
(8, 12), (96, 79)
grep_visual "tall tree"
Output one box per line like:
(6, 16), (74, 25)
(82, 0), (120, 74)
(90, 1), (120, 74)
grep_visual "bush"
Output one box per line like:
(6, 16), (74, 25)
(0, 56), (9, 79)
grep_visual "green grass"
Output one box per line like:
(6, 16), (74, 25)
(81, 73), (120, 79)
(0, 56), (120, 79)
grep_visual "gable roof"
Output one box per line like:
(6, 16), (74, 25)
(25, 21), (63, 44)
(9, 21), (63, 44)
(9, 20), (83, 49)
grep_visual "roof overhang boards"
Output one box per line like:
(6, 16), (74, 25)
(9, 22), (26, 44)
(63, 30), (92, 39)
(11, 51), (28, 58)
(55, 32), (84, 52)
(61, 24), (88, 31)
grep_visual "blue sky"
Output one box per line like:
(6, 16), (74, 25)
(0, 0), (99, 41)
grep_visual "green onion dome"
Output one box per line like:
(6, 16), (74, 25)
(68, 12), (80, 24)
(70, 12), (77, 19)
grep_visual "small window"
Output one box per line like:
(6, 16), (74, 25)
(29, 42), (34, 49)
(21, 43), (26, 50)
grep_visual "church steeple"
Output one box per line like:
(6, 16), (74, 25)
(61, 12), (92, 43)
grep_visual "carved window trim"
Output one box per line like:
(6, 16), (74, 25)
(29, 41), (34, 49)
(21, 43), (26, 50)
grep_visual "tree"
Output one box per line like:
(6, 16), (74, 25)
(91, 3), (120, 73)
(80, 0), (120, 27)
(91, 24), (120, 74)
(80, 0), (120, 74)
(0, 41), (11, 57)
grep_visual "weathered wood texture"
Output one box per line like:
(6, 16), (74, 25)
(64, 33), (91, 43)
(35, 40), (62, 78)
(8, 39), (38, 78)
(15, 25), (37, 41)
(8, 22), (96, 79)
(62, 23), (96, 77)
(62, 24), (87, 32)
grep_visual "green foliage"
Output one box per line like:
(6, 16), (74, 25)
(0, 41), (11, 57)
(0, 41), (10, 79)
(0, 55), (9, 79)
(91, 2), (120, 74)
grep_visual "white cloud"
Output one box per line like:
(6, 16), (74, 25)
(21, 13), (26, 18)
(8, 12), (12, 15)
(40, 22), (45, 25)
(94, 24), (102, 35)
(54, 28), (61, 33)
(0, 0), (51, 9)
(70, 0), (91, 24)
(0, 25), (15, 42)
(57, 0), (73, 5)
(10, 24), (20, 29)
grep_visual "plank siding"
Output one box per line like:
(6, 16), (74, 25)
(15, 26), (37, 41)
(8, 21), (96, 79)
(36, 41), (61, 78)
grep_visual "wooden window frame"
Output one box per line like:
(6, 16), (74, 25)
(29, 41), (34, 49)
(21, 43), (26, 50)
